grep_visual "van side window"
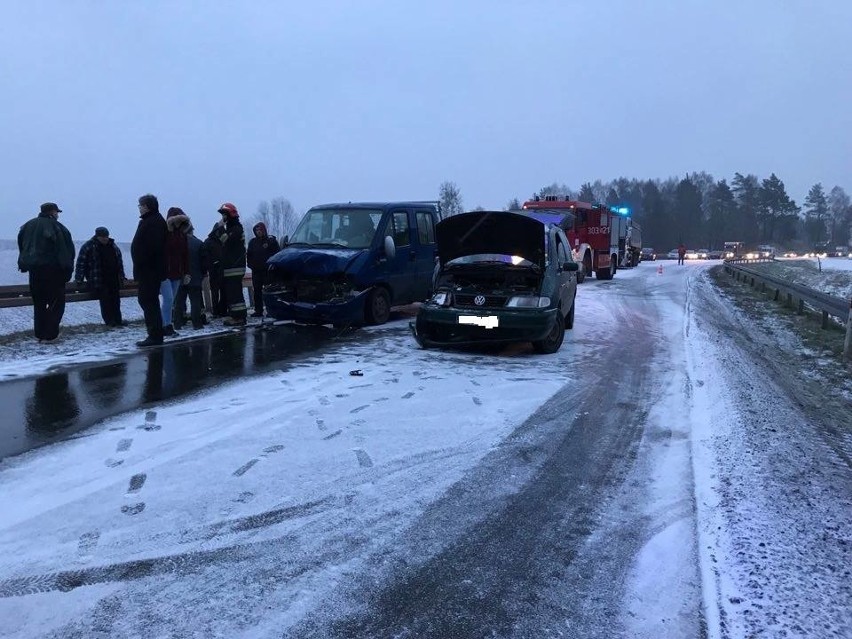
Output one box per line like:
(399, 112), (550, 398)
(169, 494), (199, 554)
(387, 212), (411, 247)
(416, 211), (435, 245)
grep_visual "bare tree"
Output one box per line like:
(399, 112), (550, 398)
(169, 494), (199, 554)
(253, 197), (300, 241)
(439, 181), (464, 217)
(505, 197), (522, 211)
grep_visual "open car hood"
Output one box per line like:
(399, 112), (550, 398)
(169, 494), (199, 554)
(436, 211), (546, 268)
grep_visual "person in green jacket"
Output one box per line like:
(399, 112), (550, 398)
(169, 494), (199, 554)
(17, 202), (76, 342)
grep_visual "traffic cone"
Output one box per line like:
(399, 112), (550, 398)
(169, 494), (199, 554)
(657, 264), (663, 275)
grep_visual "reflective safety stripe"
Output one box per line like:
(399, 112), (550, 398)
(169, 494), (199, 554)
(223, 268), (246, 278)
(219, 233), (229, 243)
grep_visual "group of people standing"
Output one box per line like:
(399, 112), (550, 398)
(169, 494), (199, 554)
(17, 196), (282, 347)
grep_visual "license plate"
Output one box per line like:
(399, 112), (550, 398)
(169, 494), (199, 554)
(458, 315), (499, 329)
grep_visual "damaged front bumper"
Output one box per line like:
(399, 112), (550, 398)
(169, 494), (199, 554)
(263, 287), (371, 325)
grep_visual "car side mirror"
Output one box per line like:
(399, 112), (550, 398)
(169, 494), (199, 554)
(563, 261), (579, 272)
(384, 235), (396, 260)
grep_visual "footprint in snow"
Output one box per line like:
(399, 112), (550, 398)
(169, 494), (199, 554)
(233, 459), (259, 477)
(121, 503), (146, 516)
(234, 491), (255, 504)
(77, 531), (100, 556)
(116, 439), (133, 453)
(350, 405), (369, 414)
(319, 396), (331, 406)
(353, 449), (374, 468)
(323, 430), (343, 441)
(316, 418), (327, 431)
(104, 458), (124, 468)
(472, 397), (482, 406)
(127, 473), (146, 494)
(402, 391), (415, 399)
(263, 444), (285, 454)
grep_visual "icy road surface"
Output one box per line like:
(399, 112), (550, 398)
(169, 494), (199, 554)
(0, 263), (849, 638)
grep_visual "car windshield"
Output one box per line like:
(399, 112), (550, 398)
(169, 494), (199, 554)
(289, 209), (383, 249)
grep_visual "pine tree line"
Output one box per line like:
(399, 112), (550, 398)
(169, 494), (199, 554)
(524, 173), (851, 252)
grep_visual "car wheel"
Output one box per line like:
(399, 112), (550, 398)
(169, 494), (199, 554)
(533, 309), (565, 354)
(576, 268), (585, 284)
(565, 297), (575, 330)
(365, 287), (391, 325)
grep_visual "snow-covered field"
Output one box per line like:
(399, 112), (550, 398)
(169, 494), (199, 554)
(750, 257), (852, 300)
(0, 262), (849, 638)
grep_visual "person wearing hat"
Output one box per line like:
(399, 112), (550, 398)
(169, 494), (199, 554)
(161, 207), (191, 336)
(213, 202), (248, 326)
(17, 202), (76, 342)
(74, 226), (127, 327)
(131, 193), (168, 347)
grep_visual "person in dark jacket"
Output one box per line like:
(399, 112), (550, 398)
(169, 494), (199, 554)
(174, 222), (209, 330)
(17, 202), (76, 342)
(214, 202), (247, 326)
(677, 244), (686, 266)
(161, 208), (191, 335)
(74, 226), (127, 327)
(246, 222), (280, 317)
(204, 223), (227, 317)
(131, 194), (168, 347)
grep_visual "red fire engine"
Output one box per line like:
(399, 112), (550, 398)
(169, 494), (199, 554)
(521, 195), (641, 282)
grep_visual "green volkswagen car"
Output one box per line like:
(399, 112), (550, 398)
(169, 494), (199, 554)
(411, 210), (578, 354)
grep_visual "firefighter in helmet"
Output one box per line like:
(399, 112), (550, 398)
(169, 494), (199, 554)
(215, 202), (247, 325)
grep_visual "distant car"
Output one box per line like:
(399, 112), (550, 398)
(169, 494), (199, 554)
(641, 247), (656, 261)
(708, 249), (723, 259)
(412, 210), (578, 354)
(697, 248), (710, 259)
(666, 249), (680, 259)
(685, 249), (699, 260)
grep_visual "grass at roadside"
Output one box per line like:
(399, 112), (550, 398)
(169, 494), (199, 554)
(709, 265), (852, 402)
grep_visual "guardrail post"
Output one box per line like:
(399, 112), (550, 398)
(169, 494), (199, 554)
(844, 299), (852, 362)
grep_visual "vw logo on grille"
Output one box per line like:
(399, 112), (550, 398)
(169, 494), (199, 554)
(474, 295), (486, 306)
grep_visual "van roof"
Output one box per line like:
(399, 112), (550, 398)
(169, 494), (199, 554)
(310, 201), (442, 212)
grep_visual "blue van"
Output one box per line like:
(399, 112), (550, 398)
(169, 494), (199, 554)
(262, 202), (443, 326)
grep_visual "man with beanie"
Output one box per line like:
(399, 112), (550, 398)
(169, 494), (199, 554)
(74, 226), (127, 327)
(162, 207), (191, 335)
(247, 222), (280, 317)
(131, 194), (168, 347)
(213, 202), (248, 326)
(17, 202), (76, 342)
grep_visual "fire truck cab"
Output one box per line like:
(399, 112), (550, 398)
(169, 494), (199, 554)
(521, 196), (629, 281)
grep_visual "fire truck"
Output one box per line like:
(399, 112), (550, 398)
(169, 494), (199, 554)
(521, 195), (641, 282)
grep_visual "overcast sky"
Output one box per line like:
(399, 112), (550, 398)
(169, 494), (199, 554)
(2, 1), (850, 242)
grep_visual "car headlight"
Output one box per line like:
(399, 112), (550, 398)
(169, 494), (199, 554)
(431, 292), (451, 306)
(506, 296), (550, 308)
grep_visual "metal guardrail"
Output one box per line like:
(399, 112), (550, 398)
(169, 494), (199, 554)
(0, 276), (256, 311)
(723, 258), (852, 361)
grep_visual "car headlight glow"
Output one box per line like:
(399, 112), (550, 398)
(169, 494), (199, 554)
(431, 292), (450, 306)
(506, 296), (550, 308)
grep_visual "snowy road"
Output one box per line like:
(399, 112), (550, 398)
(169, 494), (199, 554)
(0, 263), (849, 638)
